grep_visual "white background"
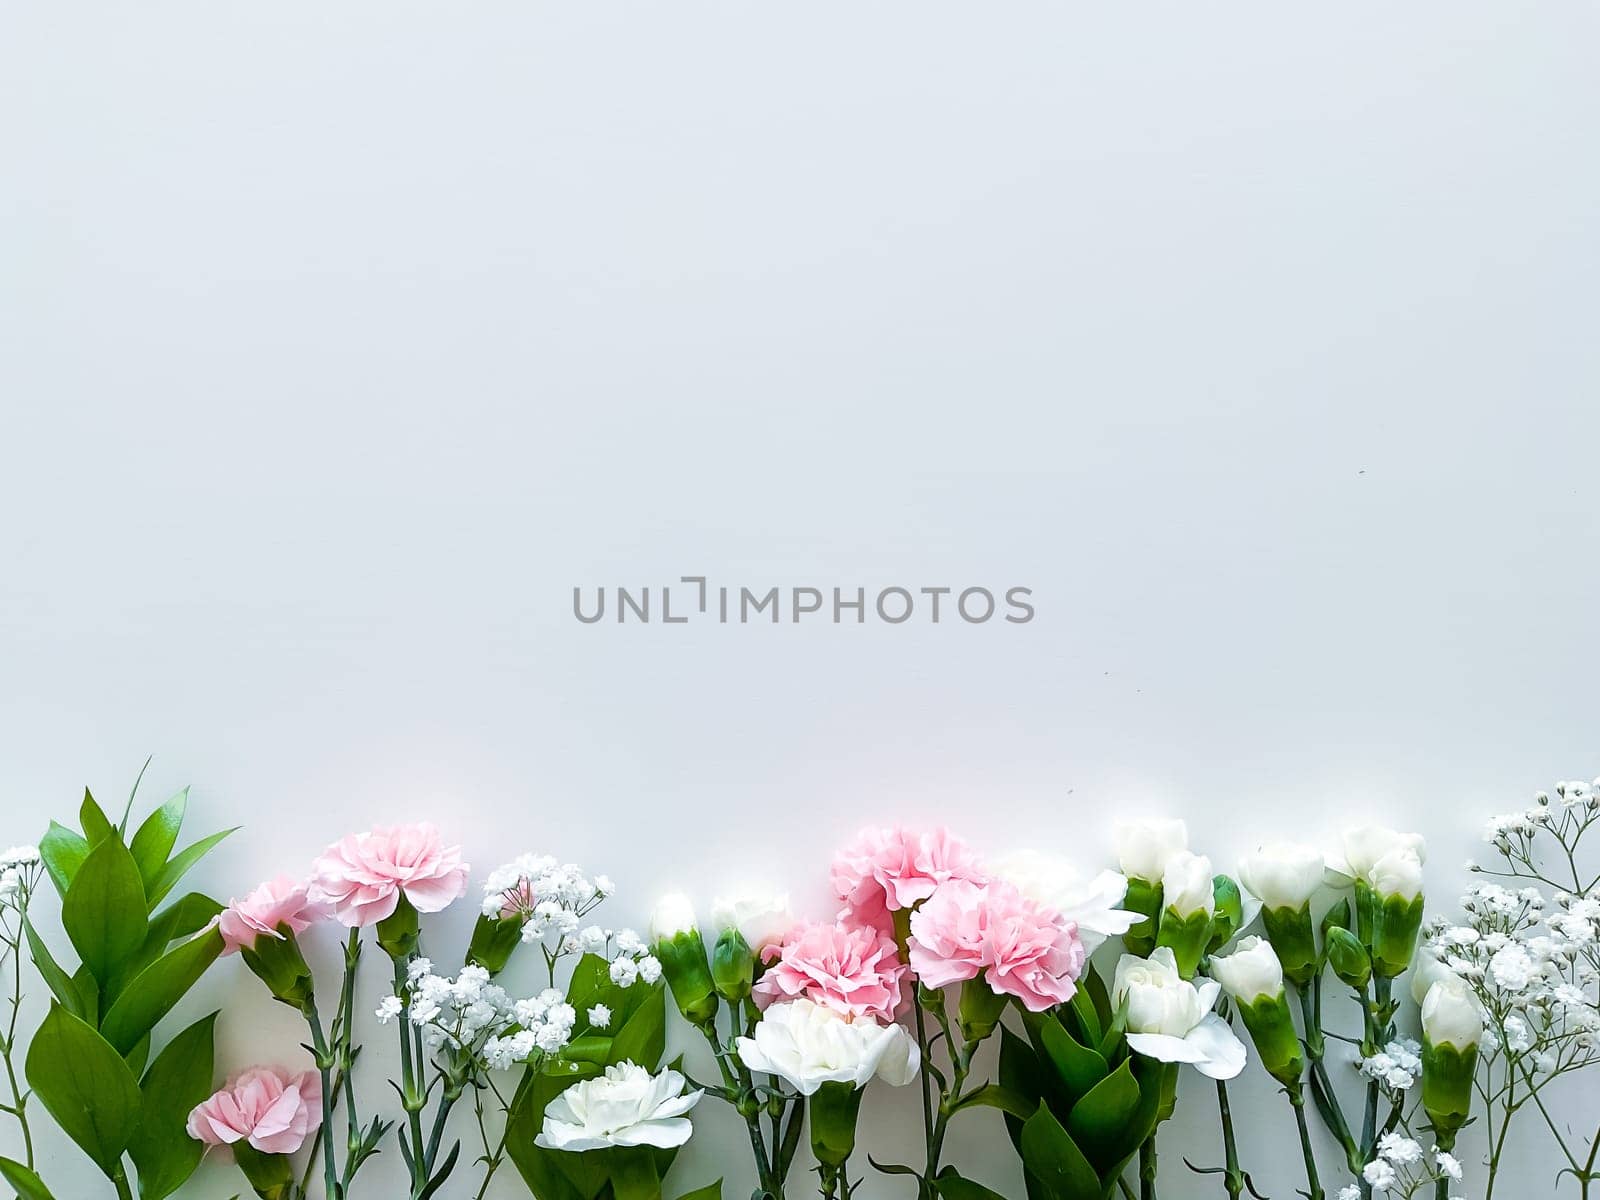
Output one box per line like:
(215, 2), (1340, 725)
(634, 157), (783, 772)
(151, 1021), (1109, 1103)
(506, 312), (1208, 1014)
(2, 3), (1598, 1197)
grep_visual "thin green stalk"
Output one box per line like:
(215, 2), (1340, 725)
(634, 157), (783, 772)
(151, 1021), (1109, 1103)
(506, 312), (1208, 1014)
(111, 1166), (134, 1200)
(392, 958), (428, 1195)
(1287, 1081), (1324, 1200)
(303, 1001), (341, 1200)
(1215, 1079), (1244, 1199)
(2, 920), (34, 1169)
(1140, 1133), (1158, 1200)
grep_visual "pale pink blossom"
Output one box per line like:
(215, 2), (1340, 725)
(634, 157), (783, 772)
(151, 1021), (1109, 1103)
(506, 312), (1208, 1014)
(308, 822), (469, 927)
(909, 879), (1087, 1011)
(186, 1066), (323, 1156)
(754, 921), (909, 1022)
(216, 875), (327, 956)
(831, 827), (985, 933)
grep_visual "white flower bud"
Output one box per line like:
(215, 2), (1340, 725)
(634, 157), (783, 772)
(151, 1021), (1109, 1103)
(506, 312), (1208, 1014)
(1115, 819), (1189, 882)
(710, 891), (793, 952)
(1422, 979), (1482, 1049)
(1367, 849), (1425, 901)
(650, 892), (698, 941)
(1209, 936), (1285, 1004)
(1238, 842), (1324, 910)
(1161, 851), (1215, 918)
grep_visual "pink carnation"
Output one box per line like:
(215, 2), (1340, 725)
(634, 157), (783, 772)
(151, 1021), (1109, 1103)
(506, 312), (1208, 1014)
(216, 875), (326, 956)
(753, 921), (909, 1023)
(909, 879), (1087, 1012)
(187, 1066), (323, 1156)
(308, 822), (469, 928)
(831, 827), (985, 933)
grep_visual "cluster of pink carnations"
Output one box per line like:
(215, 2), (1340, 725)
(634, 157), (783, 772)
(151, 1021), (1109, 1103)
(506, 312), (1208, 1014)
(757, 825), (1089, 1019)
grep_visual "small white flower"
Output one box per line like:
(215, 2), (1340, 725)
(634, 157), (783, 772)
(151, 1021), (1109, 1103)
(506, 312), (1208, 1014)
(609, 957), (639, 988)
(588, 1004), (612, 1030)
(376, 995), (404, 1024)
(1363, 1159), (1398, 1189)
(637, 955), (663, 985)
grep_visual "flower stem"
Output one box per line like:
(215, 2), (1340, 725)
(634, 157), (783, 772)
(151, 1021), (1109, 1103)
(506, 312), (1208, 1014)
(1215, 1079), (1244, 1199)
(1140, 1132), (1159, 1200)
(1, 917), (34, 1169)
(303, 1001), (341, 1200)
(1287, 1081), (1324, 1200)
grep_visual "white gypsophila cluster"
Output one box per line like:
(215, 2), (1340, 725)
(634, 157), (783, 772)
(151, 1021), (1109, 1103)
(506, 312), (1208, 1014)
(480, 854), (612, 937)
(1422, 779), (1600, 1194)
(0, 845), (40, 907)
(1357, 1038), (1422, 1093)
(481, 990), (580, 1071)
(477, 853), (657, 984)
(1341, 1136), (1463, 1198)
(377, 961), (576, 1072)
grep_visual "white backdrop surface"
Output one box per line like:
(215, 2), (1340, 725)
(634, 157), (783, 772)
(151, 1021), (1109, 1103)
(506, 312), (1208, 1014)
(2, 3), (1598, 1197)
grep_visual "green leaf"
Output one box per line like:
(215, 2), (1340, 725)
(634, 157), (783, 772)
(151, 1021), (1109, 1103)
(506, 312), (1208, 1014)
(953, 1083), (1035, 1121)
(63, 836), (149, 987)
(504, 1067), (597, 1200)
(607, 1147), (662, 1200)
(100, 928), (224, 1055)
(607, 983), (667, 1068)
(0, 1156), (57, 1200)
(1039, 1017), (1109, 1104)
(127, 1012), (217, 1200)
(23, 915), (85, 1018)
(39, 821), (91, 898)
(119, 893), (225, 985)
(80, 789), (116, 845)
(1019, 1104), (1102, 1200)
(25, 1002), (143, 1177)
(935, 1168), (1010, 1200)
(128, 789), (188, 896)
(119, 756), (154, 835)
(146, 828), (237, 909)
(1065, 1059), (1142, 1170)
(673, 1182), (723, 1200)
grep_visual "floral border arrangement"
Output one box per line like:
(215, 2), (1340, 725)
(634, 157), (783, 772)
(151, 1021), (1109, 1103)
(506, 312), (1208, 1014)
(0, 773), (1596, 1200)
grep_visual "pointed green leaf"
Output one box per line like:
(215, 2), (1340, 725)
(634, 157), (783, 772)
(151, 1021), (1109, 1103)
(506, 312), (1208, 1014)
(953, 1083), (1036, 1120)
(23, 915), (85, 1018)
(39, 821), (91, 899)
(100, 928), (224, 1055)
(63, 837), (148, 986)
(0, 1157), (56, 1200)
(127, 1012), (217, 1200)
(147, 828), (237, 909)
(1065, 1058), (1142, 1170)
(129, 789), (188, 896)
(673, 1183), (722, 1200)
(25, 1003), (143, 1177)
(935, 1168), (1010, 1200)
(119, 756), (153, 835)
(1039, 1016), (1109, 1103)
(1020, 1104), (1102, 1200)
(80, 790), (116, 845)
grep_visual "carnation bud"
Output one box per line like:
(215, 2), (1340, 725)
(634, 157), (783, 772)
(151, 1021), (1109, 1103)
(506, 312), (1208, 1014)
(957, 976), (1008, 1043)
(1422, 980), (1480, 1140)
(241, 924), (316, 1010)
(1154, 852), (1216, 979)
(1115, 819), (1189, 883)
(711, 926), (756, 1002)
(1355, 873), (1425, 978)
(1206, 875), (1244, 954)
(651, 893), (719, 1027)
(1210, 938), (1303, 1086)
(1325, 926), (1372, 990)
